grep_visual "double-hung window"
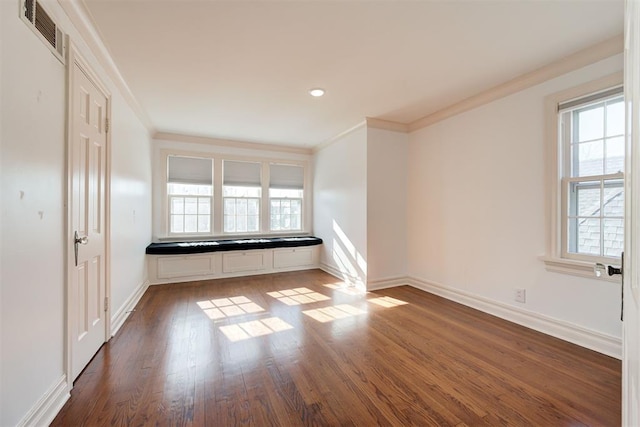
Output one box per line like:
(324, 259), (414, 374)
(167, 156), (213, 234)
(269, 164), (304, 231)
(558, 86), (624, 261)
(223, 160), (261, 233)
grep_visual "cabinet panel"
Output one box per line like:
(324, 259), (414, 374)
(273, 248), (314, 269)
(222, 251), (267, 273)
(157, 255), (214, 279)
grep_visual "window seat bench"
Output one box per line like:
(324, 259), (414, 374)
(146, 236), (323, 284)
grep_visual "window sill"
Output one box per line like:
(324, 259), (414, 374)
(157, 231), (310, 242)
(539, 255), (621, 283)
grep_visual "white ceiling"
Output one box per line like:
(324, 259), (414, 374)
(81, 0), (624, 148)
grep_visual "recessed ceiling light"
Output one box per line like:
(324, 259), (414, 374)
(309, 88), (325, 97)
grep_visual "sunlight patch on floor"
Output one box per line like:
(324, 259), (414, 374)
(368, 296), (408, 308)
(267, 287), (331, 305)
(324, 283), (367, 296)
(219, 317), (294, 342)
(197, 296), (265, 320)
(302, 304), (366, 323)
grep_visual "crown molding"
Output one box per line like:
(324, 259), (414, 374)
(408, 33), (624, 132)
(312, 120), (367, 154)
(154, 132), (313, 155)
(58, 0), (154, 133)
(365, 117), (408, 133)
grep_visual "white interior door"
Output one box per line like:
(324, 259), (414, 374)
(624, 1), (640, 425)
(69, 51), (109, 382)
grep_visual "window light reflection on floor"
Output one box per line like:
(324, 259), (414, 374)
(368, 296), (408, 308)
(303, 304), (366, 323)
(197, 295), (265, 320)
(324, 283), (367, 296)
(267, 287), (331, 305)
(219, 317), (294, 342)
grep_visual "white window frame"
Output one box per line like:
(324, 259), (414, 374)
(166, 155), (214, 237)
(270, 196), (303, 232)
(542, 72), (623, 281)
(158, 149), (310, 240)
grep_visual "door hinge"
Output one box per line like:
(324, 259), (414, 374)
(104, 296), (109, 312)
(105, 118), (109, 133)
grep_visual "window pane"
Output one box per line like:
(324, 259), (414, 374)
(574, 183), (601, 217)
(224, 198), (235, 215)
(248, 199), (259, 215)
(577, 106), (604, 142)
(575, 140), (604, 177)
(247, 215), (259, 232)
(291, 200), (301, 214)
(198, 215), (210, 233)
(224, 215), (235, 232)
(271, 216), (280, 230)
(606, 99), (624, 137)
(571, 218), (601, 256)
(237, 215), (247, 232)
(603, 218), (624, 258)
(198, 198), (210, 215)
(603, 181), (624, 216)
(171, 215), (183, 233)
(269, 188), (303, 198)
(171, 197), (184, 214)
(291, 215), (301, 230)
(271, 200), (280, 215)
(223, 186), (261, 198)
(184, 198), (197, 214)
(605, 136), (625, 174)
(237, 199), (247, 215)
(280, 215), (290, 229)
(184, 215), (197, 233)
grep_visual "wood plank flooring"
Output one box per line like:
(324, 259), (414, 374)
(52, 269), (621, 426)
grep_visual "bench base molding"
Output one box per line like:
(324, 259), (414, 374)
(148, 246), (319, 285)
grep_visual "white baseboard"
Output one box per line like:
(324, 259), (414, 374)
(111, 279), (150, 337)
(318, 262), (367, 287)
(17, 375), (69, 427)
(406, 276), (622, 359)
(367, 276), (410, 290)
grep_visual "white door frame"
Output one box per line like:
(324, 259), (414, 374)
(65, 40), (112, 389)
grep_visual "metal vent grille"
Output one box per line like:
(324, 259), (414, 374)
(20, 0), (65, 63)
(24, 0), (34, 22)
(35, 2), (56, 49)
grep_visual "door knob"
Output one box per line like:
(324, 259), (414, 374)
(74, 231), (88, 266)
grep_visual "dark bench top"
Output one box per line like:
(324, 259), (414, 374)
(146, 236), (323, 255)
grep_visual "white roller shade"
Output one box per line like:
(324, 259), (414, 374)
(269, 164), (304, 189)
(223, 160), (261, 187)
(168, 156), (212, 185)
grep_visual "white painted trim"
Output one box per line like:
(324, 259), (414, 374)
(110, 280), (150, 337)
(313, 121), (367, 154)
(57, 0), (154, 133)
(406, 276), (622, 359)
(407, 34), (624, 132)
(65, 42), (112, 386)
(365, 117), (408, 133)
(367, 276), (410, 290)
(319, 262), (349, 281)
(16, 375), (69, 427)
(539, 255), (621, 284)
(154, 132), (312, 155)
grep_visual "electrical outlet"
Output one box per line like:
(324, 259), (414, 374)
(515, 289), (526, 303)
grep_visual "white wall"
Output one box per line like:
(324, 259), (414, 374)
(0, 1), (152, 425)
(314, 125), (368, 287)
(407, 54), (624, 341)
(367, 128), (408, 283)
(110, 99), (152, 314)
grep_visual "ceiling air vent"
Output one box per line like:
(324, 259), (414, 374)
(21, 0), (66, 64)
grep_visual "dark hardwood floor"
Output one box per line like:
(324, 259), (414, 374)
(52, 269), (621, 426)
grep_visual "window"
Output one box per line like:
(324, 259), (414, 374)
(223, 160), (261, 233)
(269, 164), (304, 231)
(558, 87), (624, 261)
(167, 156), (213, 234)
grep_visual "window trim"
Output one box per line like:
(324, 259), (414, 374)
(543, 72), (623, 281)
(158, 149), (311, 239)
